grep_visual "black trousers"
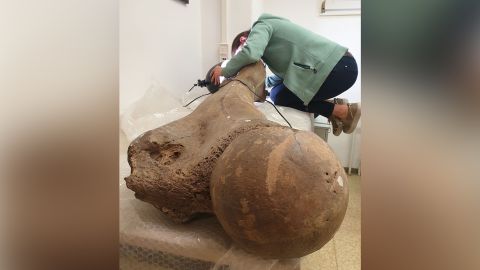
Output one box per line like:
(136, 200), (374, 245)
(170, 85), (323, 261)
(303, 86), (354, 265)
(270, 55), (358, 118)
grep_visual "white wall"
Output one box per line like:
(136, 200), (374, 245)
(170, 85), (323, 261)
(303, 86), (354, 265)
(224, 0), (254, 55)
(120, 0), (221, 113)
(260, 0), (361, 168)
(201, 0), (222, 73)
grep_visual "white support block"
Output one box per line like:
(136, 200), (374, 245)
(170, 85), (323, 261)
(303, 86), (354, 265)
(218, 43), (229, 61)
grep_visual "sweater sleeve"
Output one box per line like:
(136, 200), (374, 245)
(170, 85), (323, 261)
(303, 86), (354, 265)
(221, 21), (273, 77)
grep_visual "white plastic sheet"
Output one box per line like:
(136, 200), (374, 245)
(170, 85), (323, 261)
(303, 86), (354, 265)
(256, 100), (313, 131)
(120, 81), (202, 142)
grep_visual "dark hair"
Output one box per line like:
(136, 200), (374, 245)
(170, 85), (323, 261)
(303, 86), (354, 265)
(231, 30), (251, 56)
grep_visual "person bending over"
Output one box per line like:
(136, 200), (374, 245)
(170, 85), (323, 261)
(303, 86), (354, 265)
(211, 13), (360, 136)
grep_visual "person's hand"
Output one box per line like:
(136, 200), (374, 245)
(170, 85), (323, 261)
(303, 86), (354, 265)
(210, 65), (222, 85)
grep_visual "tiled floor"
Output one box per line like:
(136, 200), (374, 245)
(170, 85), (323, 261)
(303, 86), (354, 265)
(301, 174), (361, 270)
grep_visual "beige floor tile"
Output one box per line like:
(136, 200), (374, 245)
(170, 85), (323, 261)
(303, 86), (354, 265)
(333, 175), (361, 270)
(301, 174), (361, 270)
(334, 231), (361, 270)
(301, 239), (338, 270)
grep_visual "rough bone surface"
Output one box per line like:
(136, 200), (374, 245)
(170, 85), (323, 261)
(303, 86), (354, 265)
(210, 127), (349, 258)
(125, 61), (278, 223)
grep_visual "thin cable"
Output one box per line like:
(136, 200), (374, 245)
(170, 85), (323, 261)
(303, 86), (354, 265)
(183, 93), (211, 107)
(265, 100), (292, 128)
(187, 84), (196, 92)
(229, 78), (292, 128)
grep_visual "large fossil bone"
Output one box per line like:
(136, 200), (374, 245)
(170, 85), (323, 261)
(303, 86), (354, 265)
(210, 127), (348, 258)
(125, 61), (349, 258)
(125, 61), (278, 223)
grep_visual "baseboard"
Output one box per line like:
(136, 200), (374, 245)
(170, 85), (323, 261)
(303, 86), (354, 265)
(343, 167), (360, 175)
